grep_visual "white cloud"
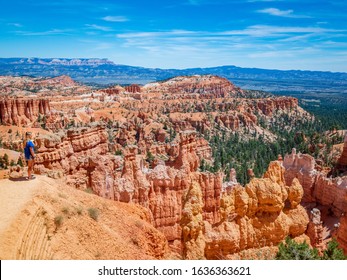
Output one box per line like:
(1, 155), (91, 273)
(258, 8), (293, 16)
(257, 8), (311, 18)
(221, 25), (344, 38)
(94, 42), (113, 50)
(116, 25), (344, 42)
(117, 30), (197, 39)
(8, 23), (23, 27)
(102, 16), (129, 22)
(85, 24), (113, 32)
(15, 29), (72, 36)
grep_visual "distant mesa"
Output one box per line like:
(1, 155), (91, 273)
(7, 57), (115, 66)
(144, 75), (243, 97)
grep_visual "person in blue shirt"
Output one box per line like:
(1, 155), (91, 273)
(24, 132), (35, 180)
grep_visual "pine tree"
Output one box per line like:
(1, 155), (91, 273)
(276, 237), (320, 260)
(322, 238), (346, 260)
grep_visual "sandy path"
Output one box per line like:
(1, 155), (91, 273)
(0, 178), (40, 233)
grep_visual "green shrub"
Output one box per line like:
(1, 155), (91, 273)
(54, 215), (63, 228)
(61, 207), (69, 215)
(84, 187), (94, 194)
(88, 208), (99, 221)
(276, 237), (320, 260)
(276, 237), (346, 260)
(76, 206), (83, 215)
(322, 238), (346, 260)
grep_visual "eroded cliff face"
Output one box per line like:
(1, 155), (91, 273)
(181, 181), (206, 260)
(143, 75), (242, 98)
(32, 126), (217, 248)
(33, 124), (310, 259)
(204, 161), (308, 259)
(284, 148), (347, 215)
(338, 134), (347, 168)
(34, 124), (109, 188)
(283, 148), (347, 253)
(3, 74), (334, 259)
(0, 98), (50, 126)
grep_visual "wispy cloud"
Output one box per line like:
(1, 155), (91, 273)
(258, 8), (293, 16)
(115, 25), (347, 61)
(116, 25), (346, 49)
(117, 30), (197, 39)
(102, 16), (129, 22)
(221, 25), (338, 37)
(14, 29), (72, 36)
(257, 8), (311, 18)
(85, 24), (113, 32)
(8, 23), (23, 28)
(94, 42), (114, 50)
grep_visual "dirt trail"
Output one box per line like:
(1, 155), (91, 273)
(0, 176), (170, 260)
(0, 176), (55, 259)
(0, 177), (41, 233)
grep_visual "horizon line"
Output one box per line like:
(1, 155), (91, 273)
(1, 56), (347, 74)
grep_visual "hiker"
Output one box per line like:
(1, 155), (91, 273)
(24, 132), (35, 180)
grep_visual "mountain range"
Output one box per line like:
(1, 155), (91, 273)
(1, 57), (347, 93)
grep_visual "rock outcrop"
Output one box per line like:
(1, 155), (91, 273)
(283, 148), (347, 253)
(307, 208), (324, 252)
(181, 182), (206, 260)
(31, 123), (314, 259)
(204, 161), (309, 259)
(336, 215), (347, 253)
(0, 98), (50, 126)
(283, 148), (347, 215)
(34, 124), (109, 188)
(144, 75), (243, 97)
(125, 84), (141, 93)
(338, 133), (347, 167)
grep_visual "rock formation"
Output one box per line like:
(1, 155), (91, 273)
(125, 84), (141, 93)
(0, 98), (50, 126)
(32, 125), (312, 259)
(204, 161), (309, 259)
(336, 215), (347, 254)
(1, 73), (331, 259)
(283, 148), (347, 253)
(338, 133), (347, 168)
(307, 208), (324, 252)
(283, 148), (347, 215)
(34, 124), (109, 186)
(144, 75), (243, 97)
(181, 182), (206, 260)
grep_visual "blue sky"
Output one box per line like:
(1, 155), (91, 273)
(1, 0), (347, 71)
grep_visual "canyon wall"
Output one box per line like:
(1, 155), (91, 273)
(283, 148), (347, 253)
(0, 98), (50, 126)
(338, 133), (347, 167)
(203, 161), (308, 259)
(32, 124), (310, 258)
